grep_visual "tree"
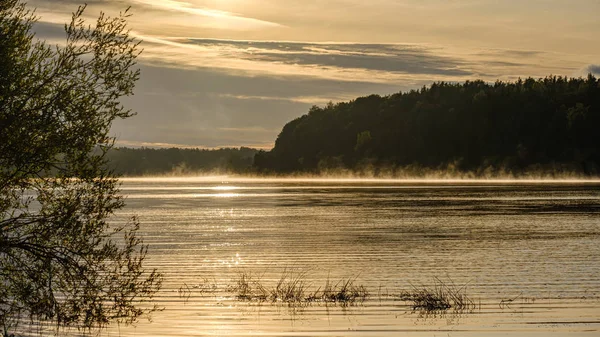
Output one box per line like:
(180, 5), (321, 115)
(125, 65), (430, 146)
(254, 76), (600, 174)
(0, 1), (161, 335)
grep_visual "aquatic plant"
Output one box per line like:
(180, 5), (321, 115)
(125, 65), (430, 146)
(178, 278), (219, 302)
(320, 276), (369, 304)
(269, 268), (311, 303)
(399, 277), (474, 311)
(226, 271), (269, 301)
(227, 269), (368, 306)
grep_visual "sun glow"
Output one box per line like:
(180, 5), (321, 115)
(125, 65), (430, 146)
(210, 185), (238, 191)
(131, 0), (281, 29)
(213, 192), (241, 198)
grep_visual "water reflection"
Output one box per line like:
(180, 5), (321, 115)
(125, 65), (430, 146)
(106, 178), (600, 336)
(406, 308), (477, 326)
(212, 192), (242, 198)
(210, 185), (239, 191)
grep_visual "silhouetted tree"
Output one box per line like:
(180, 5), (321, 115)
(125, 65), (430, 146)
(105, 147), (258, 175)
(254, 75), (600, 175)
(0, 1), (161, 335)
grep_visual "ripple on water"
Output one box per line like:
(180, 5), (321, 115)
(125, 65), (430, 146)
(99, 179), (600, 336)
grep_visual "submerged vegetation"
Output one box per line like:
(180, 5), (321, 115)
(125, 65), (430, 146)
(255, 75), (600, 176)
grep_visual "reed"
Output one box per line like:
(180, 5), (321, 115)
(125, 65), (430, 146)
(228, 269), (368, 306)
(399, 277), (474, 311)
(227, 270), (269, 301)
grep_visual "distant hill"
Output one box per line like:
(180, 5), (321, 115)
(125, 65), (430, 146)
(254, 75), (600, 176)
(106, 147), (258, 176)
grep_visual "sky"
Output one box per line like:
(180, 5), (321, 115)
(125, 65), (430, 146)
(30, 0), (600, 149)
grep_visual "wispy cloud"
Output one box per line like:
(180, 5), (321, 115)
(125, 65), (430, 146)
(186, 39), (472, 76)
(217, 126), (279, 133)
(214, 94), (358, 105)
(29, 0), (282, 33)
(130, 0), (282, 30)
(134, 36), (480, 84)
(135, 36), (589, 86)
(29, 1), (594, 85)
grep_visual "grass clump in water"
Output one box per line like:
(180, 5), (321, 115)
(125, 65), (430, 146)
(399, 277), (474, 311)
(319, 276), (369, 304)
(270, 268), (311, 303)
(227, 270), (269, 301)
(228, 268), (368, 306)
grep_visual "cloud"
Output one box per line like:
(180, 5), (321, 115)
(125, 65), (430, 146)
(31, 21), (67, 43)
(474, 48), (544, 58)
(28, 0), (281, 33)
(214, 94), (350, 105)
(130, 0), (282, 29)
(24, 1), (598, 150)
(584, 64), (600, 75)
(110, 64), (412, 149)
(183, 39), (472, 76)
(136, 36), (587, 86)
(28, 2), (590, 86)
(132, 36), (484, 84)
(30, 0), (123, 5)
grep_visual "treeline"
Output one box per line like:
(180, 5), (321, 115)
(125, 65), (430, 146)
(254, 75), (600, 176)
(106, 147), (258, 175)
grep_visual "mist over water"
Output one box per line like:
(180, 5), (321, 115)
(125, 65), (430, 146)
(120, 173), (600, 183)
(105, 177), (600, 336)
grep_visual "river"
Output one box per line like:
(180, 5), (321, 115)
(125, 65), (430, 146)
(104, 177), (600, 336)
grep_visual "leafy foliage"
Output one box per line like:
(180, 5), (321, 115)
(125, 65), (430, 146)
(255, 76), (600, 176)
(0, 1), (161, 334)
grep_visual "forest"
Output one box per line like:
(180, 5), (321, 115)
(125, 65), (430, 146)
(106, 147), (258, 175)
(253, 75), (600, 176)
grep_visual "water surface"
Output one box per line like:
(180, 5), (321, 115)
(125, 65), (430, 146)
(109, 178), (600, 336)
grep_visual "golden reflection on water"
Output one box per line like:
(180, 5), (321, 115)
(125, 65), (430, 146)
(212, 192), (242, 198)
(218, 253), (243, 267)
(103, 178), (600, 337)
(210, 185), (239, 191)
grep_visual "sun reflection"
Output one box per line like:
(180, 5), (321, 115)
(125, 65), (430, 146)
(219, 253), (243, 267)
(211, 185), (238, 191)
(214, 192), (241, 198)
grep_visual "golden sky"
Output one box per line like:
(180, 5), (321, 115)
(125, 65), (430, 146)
(30, 0), (600, 149)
